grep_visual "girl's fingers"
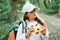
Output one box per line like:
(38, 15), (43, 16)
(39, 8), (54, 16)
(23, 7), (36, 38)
(40, 26), (46, 30)
(41, 29), (46, 35)
(30, 27), (34, 32)
(27, 27), (34, 32)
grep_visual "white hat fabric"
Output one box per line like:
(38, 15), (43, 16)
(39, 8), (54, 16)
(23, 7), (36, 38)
(23, 3), (36, 13)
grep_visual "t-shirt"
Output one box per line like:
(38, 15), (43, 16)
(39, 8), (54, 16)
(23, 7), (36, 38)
(16, 20), (49, 40)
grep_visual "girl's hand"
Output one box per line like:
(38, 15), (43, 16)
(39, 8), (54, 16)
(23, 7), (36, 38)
(40, 27), (46, 35)
(25, 27), (34, 38)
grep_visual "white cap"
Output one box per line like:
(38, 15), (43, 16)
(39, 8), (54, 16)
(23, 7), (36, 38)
(23, 3), (36, 13)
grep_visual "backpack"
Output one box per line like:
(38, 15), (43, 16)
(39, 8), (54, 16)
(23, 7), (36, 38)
(8, 21), (27, 39)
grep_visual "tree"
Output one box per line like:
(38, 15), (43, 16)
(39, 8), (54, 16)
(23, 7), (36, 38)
(10, 0), (17, 23)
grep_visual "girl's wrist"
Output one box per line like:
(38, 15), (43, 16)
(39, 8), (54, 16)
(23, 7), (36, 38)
(25, 33), (28, 38)
(25, 31), (31, 38)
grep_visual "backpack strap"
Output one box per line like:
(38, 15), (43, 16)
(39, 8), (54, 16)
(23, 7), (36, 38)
(19, 21), (27, 33)
(25, 21), (27, 33)
(22, 21), (24, 33)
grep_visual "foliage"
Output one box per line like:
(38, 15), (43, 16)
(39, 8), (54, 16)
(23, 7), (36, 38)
(0, 4), (11, 19)
(44, 0), (60, 14)
(0, 23), (11, 40)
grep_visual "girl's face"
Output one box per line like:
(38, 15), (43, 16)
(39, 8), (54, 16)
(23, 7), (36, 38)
(26, 9), (36, 20)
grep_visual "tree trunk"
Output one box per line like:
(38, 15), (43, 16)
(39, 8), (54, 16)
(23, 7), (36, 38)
(10, 0), (17, 23)
(43, 0), (51, 8)
(43, 0), (48, 8)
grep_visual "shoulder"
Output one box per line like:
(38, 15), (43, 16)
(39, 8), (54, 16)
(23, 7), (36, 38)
(19, 21), (25, 26)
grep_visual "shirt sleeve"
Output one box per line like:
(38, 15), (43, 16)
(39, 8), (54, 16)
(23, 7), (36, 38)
(16, 23), (27, 40)
(40, 28), (49, 40)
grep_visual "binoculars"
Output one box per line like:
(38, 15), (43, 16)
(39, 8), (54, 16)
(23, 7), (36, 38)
(33, 26), (44, 34)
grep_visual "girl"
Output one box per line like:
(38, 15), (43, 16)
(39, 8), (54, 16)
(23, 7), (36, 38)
(16, 3), (49, 40)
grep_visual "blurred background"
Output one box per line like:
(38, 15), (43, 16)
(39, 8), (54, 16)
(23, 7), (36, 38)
(0, 0), (60, 40)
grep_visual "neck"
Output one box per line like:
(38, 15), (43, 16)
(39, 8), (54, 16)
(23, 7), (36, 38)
(28, 18), (35, 22)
